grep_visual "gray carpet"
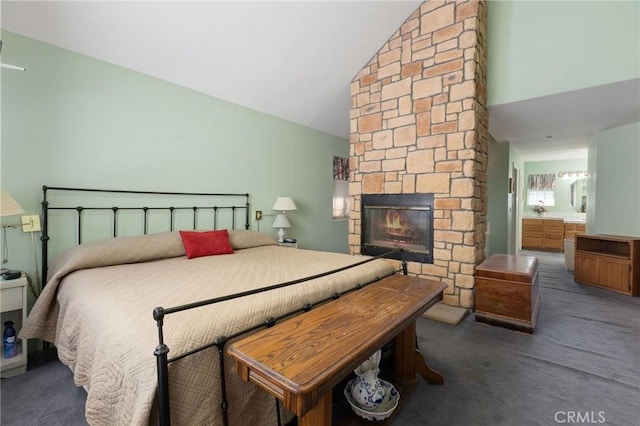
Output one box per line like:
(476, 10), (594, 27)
(395, 251), (640, 426)
(1, 349), (88, 425)
(2, 251), (639, 425)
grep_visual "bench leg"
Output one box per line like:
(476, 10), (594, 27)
(299, 390), (332, 426)
(415, 349), (444, 385)
(394, 321), (444, 385)
(394, 321), (419, 385)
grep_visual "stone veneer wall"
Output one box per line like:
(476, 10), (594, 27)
(348, 0), (488, 308)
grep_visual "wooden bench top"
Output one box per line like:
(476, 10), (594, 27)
(475, 254), (538, 283)
(227, 274), (446, 417)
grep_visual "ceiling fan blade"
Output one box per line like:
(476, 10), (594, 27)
(1, 63), (26, 71)
(0, 39), (27, 71)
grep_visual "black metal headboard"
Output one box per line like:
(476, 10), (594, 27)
(40, 186), (250, 286)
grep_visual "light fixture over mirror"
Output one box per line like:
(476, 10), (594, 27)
(558, 170), (587, 179)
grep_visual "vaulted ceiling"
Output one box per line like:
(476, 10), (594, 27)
(1, 0), (423, 140)
(2, 1), (638, 162)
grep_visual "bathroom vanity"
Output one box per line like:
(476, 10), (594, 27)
(522, 218), (586, 252)
(522, 218), (565, 252)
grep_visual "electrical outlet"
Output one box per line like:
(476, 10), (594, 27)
(255, 210), (262, 221)
(21, 215), (41, 232)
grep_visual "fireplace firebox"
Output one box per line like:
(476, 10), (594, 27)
(361, 193), (434, 264)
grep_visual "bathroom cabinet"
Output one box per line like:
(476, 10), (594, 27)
(564, 222), (586, 240)
(522, 218), (564, 252)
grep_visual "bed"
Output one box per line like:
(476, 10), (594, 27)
(20, 187), (401, 425)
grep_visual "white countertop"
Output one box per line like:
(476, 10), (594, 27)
(522, 216), (585, 223)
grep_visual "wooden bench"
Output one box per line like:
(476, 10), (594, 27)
(227, 274), (447, 425)
(474, 254), (539, 334)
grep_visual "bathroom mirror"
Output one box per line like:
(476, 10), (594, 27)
(570, 179), (587, 212)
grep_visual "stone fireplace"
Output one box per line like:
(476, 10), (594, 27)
(349, 0), (488, 308)
(361, 193), (434, 264)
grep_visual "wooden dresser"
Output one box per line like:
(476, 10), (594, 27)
(522, 218), (564, 252)
(574, 234), (640, 296)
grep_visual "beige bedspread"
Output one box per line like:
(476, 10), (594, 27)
(21, 231), (396, 425)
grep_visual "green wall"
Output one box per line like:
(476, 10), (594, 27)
(487, 0), (640, 245)
(487, 137), (510, 256)
(487, 0), (640, 106)
(523, 159), (588, 215)
(509, 143), (525, 253)
(588, 122), (640, 237)
(0, 31), (350, 287)
(486, 136), (526, 255)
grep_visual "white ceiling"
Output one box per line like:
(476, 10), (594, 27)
(489, 78), (640, 162)
(2, 1), (639, 162)
(1, 0), (423, 140)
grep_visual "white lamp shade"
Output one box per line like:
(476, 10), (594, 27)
(272, 214), (291, 228)
(1, 190), (25, 217)
(272, 197), (297, 212)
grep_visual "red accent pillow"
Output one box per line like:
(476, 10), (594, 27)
(179, 230), (234, 259)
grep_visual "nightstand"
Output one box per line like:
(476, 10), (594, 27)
(1, 274), (28, 377)
(278, 242), (298, 248)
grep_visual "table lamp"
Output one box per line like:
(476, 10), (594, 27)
(272, 197), (297, 214)
(272, 214), (291, 243)
(272, 197), (297, 242)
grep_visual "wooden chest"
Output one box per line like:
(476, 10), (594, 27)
(474, 254), (539, 333)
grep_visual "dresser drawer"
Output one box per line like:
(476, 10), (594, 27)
(523, 219), (543, 230)
(523, 237), (543, 248)
(544, 221), (564, 232)
(1, 286), (22, 312)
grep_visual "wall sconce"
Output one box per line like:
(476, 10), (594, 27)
(1, 190), (25, 269)
(1, 190), (24, 218)
(1, 190), (42, 293)
(272, 197), (297, 242)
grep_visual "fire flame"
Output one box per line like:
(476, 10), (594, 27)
(385, 210), (404, 231)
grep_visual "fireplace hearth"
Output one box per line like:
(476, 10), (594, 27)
(361, 193), (434, 264)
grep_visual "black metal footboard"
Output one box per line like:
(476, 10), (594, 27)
(153, 248), (407, 426)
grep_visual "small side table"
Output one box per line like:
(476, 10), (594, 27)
(1, 274), (28, 377)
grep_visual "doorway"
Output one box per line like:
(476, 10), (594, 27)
(509, 164), (520, 254)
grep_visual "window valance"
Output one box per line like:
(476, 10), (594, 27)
(527, 173), (556, 191)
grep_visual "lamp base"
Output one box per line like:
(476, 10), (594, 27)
(277, 228), (285, 243)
